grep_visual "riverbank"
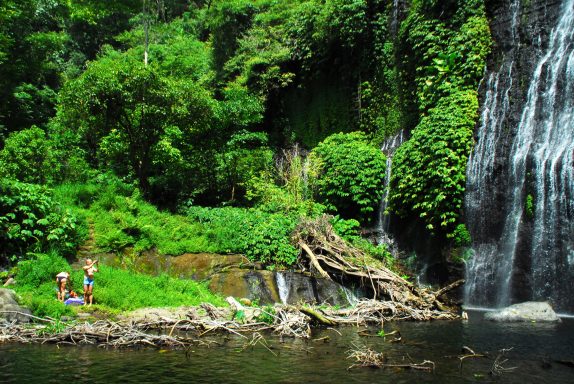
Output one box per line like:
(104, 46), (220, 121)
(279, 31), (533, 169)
(1, 297), (459, 348)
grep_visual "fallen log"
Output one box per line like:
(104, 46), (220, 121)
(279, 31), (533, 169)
(299, 307), (337, 326)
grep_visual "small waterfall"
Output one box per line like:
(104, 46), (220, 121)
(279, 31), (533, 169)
(465, 0), (574, 312)
(275, 272), (290, 305)
(341, 286), (359, 306)
(390, 0), (401, 37)
(375, 130), (405, 244)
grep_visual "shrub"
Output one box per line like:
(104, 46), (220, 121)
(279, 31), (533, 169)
(0, 180), (85, 261)
(185, 206), (299, 266)
(310, 132), (386, 224)
(452, 223), (471, 247)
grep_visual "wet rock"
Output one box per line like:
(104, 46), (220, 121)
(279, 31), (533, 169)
(276, 272), (353, 307)
(484, 301), (561, 322)
(209, 270), (355, 306)
(99, 251), (249, 281)
(119, 306), (233, 323)
(209, 270), (280, 303)
(0, 288), (32, 323)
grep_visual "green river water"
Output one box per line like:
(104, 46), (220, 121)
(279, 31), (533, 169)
(1, 311), (573, 383)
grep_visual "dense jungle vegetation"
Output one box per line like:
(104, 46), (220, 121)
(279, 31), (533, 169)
(0, 0), (491, 308)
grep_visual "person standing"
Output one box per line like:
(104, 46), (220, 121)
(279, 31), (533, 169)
(55, 271), (71, 302)
(83, 259), (98, 306)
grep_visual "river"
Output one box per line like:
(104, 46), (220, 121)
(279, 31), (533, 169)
(1, 311), (573, 383)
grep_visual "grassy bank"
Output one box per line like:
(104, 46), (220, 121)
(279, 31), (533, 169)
(13, 252), (226, 319)
(53, 181), (301, 266)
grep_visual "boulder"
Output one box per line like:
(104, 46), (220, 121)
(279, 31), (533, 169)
(484, 301), (561, 323)
(0, 288), (32, 323)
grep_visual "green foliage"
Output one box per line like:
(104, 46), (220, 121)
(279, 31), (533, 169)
(0, 127), (57, 184)
(390, 91), (478, 234)
(93, 266), (225, 310)
(387, 1), (491, 239)
(331, 216), (395, 268)
(216, 130), (273, 203)
(37, 319), (68, 335)
(13, 252), (74, 318)
(60, 181), (209, 255)
(525, 193), (534, 219)
(185, 206), (299, 266)
(0, 180), (85, 261)
(0, 0), (67, 133)
(310, 132), (386, 223)
(58, 51), (216, 197)
(54, 179), (300, 266)
(255, 305), (276, 324)
(451, 223), (471, 247)
(16, 251), (70, 288)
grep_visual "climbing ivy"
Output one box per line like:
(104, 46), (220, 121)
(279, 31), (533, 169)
(389, 90), (478, 233)
(390, 0), (490, 237)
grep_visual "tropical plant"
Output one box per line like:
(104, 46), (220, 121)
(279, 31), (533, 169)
(310, 132), (386, 223)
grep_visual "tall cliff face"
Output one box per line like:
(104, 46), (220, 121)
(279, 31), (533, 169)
(465, 0), (574, 312)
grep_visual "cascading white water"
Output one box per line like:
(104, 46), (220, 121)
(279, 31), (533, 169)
(375, 130), (405, 245)
(465, 0), (521, 307)
(390, 0), (401, 37)
(275, 272), (290, 305)
(465, 0), (574, 311)
(341, 286), (359, 306)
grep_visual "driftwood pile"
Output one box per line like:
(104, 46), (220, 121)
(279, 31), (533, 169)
(294, 215), (461, 319)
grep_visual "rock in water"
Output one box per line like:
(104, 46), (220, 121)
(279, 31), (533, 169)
(484, 301), (561, 322)
(0, 288), (32, 323)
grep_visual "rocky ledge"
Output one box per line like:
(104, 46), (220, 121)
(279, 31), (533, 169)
(0, 288), (32, 323)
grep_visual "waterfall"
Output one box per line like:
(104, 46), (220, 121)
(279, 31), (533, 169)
(275, 272), (290, 305)
(341, 286), (359, 306)
(465, 0), (574, 312)
(390, 0), (401, 37)
(375, 130), (405, 244)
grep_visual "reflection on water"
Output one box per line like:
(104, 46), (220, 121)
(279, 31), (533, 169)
(2, 312), (574, 383)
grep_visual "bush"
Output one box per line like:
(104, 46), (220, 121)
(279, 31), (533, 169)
(0, 179), (86, 261)
(452, 223), (471, 247)
(15, 252), (70, 288)
(185, 206), (299, 266)
(310, 132), (386, 223)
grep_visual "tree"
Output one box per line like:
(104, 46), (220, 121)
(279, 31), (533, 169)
(58, 50), (215, 195)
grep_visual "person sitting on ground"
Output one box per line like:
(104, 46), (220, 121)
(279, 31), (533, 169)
(83, 259), (98, 306)
(64, 290), (84, 306)
(55, 271), (71, 302)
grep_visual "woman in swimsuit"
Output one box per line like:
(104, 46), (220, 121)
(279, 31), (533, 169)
(83, 259), (98, 306)
(55, 271), (71, 302)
